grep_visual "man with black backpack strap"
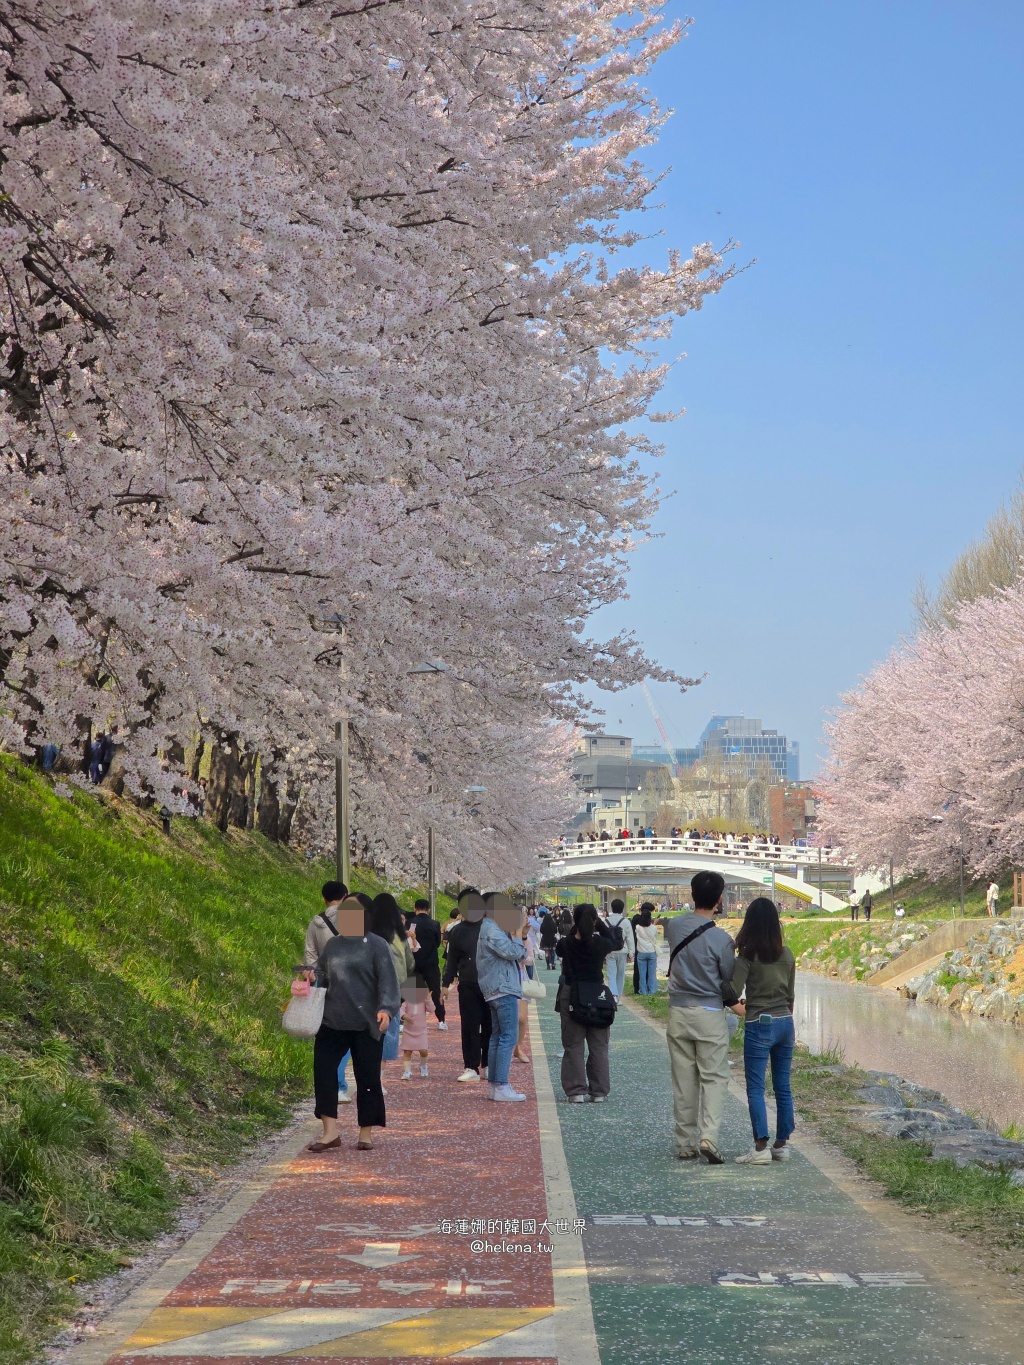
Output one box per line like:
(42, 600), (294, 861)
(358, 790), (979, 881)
(664, 871), (738, 1164)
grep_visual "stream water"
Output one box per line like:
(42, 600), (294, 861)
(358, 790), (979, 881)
(794, 972), (1024, 1130)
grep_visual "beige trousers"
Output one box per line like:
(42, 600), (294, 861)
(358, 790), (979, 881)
(666, 1005), (730, 1154)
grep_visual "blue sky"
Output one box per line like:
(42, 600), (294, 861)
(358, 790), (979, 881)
(584, 0), (1024, 777)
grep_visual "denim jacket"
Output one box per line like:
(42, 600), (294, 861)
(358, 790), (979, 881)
(476, 915), (526, 1001)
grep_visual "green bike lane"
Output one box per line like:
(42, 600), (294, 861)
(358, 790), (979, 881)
(534, 987), (1024, 1365)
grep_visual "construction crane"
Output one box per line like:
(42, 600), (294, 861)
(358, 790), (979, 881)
(640, 681), (683, 778)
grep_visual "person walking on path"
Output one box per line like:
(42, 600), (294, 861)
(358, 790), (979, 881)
(370, 893), (416, 1091)
(476, 893), (528, 1102)
(305, 881), (353, 1102)
(850, 893), (860, 921)
(664, 871), (737, 1165)
(556, 904), (617, 1103)
(634, 903), (660, 995)
(987, 881), (1000, 917)
(441, 888), (491, 1083)
(605, 898), (634, 1003)
(630, 905), (643, 995)
(861, 889), (873, 922)
(539, 910), (559, 970)
(307, 894), (400, 1153)
(410, 899), (448, 1030)
(400, 979), (433, 1079)
(729, 897), (796, 1166)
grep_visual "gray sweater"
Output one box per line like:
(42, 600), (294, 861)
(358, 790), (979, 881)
(665, 913), (736, 1010)
(316, 934), (401, 1038)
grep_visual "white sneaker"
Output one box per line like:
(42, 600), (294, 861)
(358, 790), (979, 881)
(381, 1086), (388, 1096)
(771, 1145), (792, 1162)
(437, 1021), (449, 1031)
(568, 1095), (589, 1104)
(479, 1068), (488, 1081)
(401, 1069), (412, 1081)
(337, 1090), (352, 1104)
(492, 1084), (527, 1102)
(419, 1064), (429, 1078)
(591, 1095), (607, 1104)
(735, 1147), (772, 1165)
(457, 1069), (480, 1083)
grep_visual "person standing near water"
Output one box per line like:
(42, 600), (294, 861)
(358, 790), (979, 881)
(664, 872), (736, 1165)
(729, 897), (796, 1165)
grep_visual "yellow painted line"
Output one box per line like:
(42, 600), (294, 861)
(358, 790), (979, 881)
(301, 1308), (551, 1358)
(122, 1307), (278, 1349)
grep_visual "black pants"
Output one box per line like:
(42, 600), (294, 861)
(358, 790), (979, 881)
(458, 980), (492, 1072)
(544, 945), (557, 969)
(313, 1025), (386, 1128)
(419, 958), (446, 1022)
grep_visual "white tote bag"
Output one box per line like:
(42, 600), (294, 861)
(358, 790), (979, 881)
(282, 985), (327, 1038)
(521, 976), (546, 1000)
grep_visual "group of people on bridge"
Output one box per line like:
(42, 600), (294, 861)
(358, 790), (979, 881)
(559, 828), (790, 854)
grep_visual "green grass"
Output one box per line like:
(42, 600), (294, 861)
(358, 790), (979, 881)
(0, 757), (450, 1365)
(791, 1050), (1024, 1267)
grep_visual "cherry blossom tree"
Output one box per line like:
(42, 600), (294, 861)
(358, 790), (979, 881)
(821, 579), (1024, 880)
(1, 1), (729, 883)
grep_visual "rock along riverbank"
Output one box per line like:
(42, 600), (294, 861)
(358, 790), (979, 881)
(901, 918), (1024, 1023)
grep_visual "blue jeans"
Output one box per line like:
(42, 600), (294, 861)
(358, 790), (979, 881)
(637, 952), (658, 995)
(743, 1014), (795, 1143)
(606, 952), (627, 998)
(381, 1014), (401, 1062)
(336, 1049), (351, 1090)
(486, 995), (520, 1086)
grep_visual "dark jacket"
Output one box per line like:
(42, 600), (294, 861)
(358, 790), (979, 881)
(539, 914), (558, 949)
(412, 912), (441, 972)
(316, 933), (401, 1038)
(556, 919), (616, 984)
(442, 919), (483, 988)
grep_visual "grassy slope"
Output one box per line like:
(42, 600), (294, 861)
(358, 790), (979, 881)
(0, 758), (450, 1365)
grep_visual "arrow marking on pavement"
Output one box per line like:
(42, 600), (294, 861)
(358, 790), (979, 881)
(336, 1242), (420, 1269)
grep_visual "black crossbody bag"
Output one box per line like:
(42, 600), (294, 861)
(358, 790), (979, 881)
(563, 945), (617, 1029)
(667, 919), (715, 976)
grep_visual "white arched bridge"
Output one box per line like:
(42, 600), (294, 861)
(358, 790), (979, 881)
(539, 837), (853, 913)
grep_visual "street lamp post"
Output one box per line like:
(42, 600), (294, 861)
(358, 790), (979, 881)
(335, 717), (349, 888)
(408, 661), (450, 918)
(309, 612), (350, 887)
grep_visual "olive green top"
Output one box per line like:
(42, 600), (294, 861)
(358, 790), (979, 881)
(730, 946), (796, 1019)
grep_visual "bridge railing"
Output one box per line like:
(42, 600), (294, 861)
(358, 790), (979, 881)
(542, 836), (848, 868)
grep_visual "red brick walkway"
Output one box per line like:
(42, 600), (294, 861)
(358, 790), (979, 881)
(110, 1001), (560, 1363)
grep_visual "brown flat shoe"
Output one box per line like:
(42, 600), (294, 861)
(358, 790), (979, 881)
(356, 1139), (374, 1151)
(306, 1138), (341, 1152)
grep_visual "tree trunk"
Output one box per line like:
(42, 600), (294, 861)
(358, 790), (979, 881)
(258, 762), (282, 841)
(207, 731), (241, 832)
(188, 737), (205, 782)
(227, 750), (254, 829)
(278, 773), (300, 844)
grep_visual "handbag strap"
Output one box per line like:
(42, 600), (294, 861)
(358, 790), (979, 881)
(320, 910), (339, 936)
(667, 918), (715, 972)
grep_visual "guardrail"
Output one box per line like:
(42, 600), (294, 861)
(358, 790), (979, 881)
(542, 837), (848, 868)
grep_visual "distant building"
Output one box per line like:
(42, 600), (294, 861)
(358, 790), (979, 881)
(698, 715), (799, 783)
(633, 743), (701, 769)
(769, 782), (819, 843)
(571, 734), (665, 830)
